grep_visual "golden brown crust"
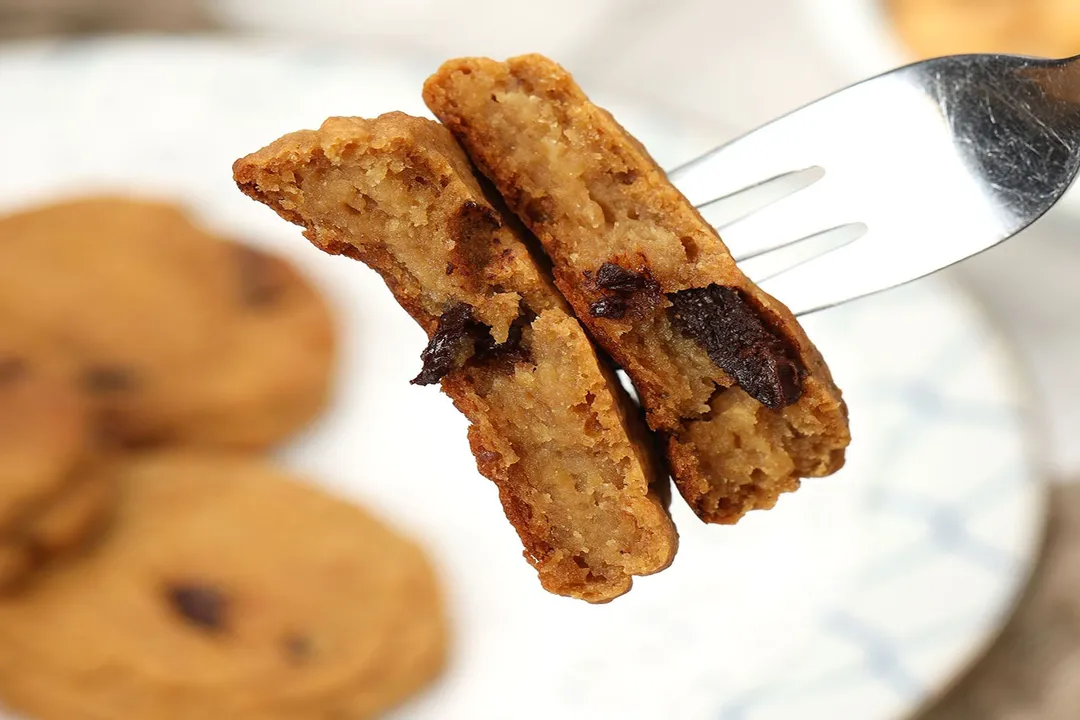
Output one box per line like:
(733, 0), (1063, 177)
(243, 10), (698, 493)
(234, 112), (677, 602)
(424, 54), (851, 523)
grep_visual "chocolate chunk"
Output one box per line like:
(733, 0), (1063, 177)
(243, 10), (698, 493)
(668, 285), (805, 409)
(167, 584), (228, 632)
(589, 296), (627, 320)
(412, 303), (533, 386)
(595, 262), (647, 293)
(588, 262), (662, 320)
(0, 357), (27, 384)
(412, 304), (485, 386)
(83, 366), (136, 394)
(234, 246), (285, 307)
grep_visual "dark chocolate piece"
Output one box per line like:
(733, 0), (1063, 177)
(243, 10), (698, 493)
(588, 262), (662, 319)
(412, 304), (486, 386)
(412, 303), (532, 386)
(595, 262), (647, 293)
(167, 584), (228, 632)
(668, 285), (805, 409)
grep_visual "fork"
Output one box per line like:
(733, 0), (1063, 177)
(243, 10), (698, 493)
(668, 53), (1080, 316)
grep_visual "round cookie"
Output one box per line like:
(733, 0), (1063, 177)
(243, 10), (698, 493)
(0, 197), (233, 447)
(0, 454), (448, 720)
(167, 243), (337, 449)
(0, 328), (115, 592)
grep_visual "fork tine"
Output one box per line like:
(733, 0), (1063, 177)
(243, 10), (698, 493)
(756, 233), (893, 315)
(755, 219), (980, 316)
(738, 223), (866, 284)
(714, 177), (857, 261)
(697, 167), (825, 252)
(668, 120), (824, 209)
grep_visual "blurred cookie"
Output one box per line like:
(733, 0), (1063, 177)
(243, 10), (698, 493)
(0, 196), (336, 450)
(0, 453), (447, 720)
(887, 0), (1080, 59)
(165, 242), (337, 449)
(0, 197), (231, 446)
(0, 328), (114, 592)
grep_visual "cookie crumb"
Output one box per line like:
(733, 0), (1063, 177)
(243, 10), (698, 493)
(167, 583), (228, 632)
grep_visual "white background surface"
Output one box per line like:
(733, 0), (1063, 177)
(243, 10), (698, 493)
(208, 0), (1080, 480)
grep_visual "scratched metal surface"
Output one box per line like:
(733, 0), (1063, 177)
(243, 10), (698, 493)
(669, 52), (1080, 316)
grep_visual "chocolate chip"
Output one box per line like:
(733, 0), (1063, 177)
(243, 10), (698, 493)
(411, 303), (533, 386)
(83, 366), (136, 394)
(594, 262), (646, 293)
(167, 584), (228, 632)
(284, 634), (314, 662)
(668, 285), (805, 409)
(589, 296), (627, 319)
(587, 262), (662, 320)
(0, 357), (27, 384)
(234, 246), (285, 307)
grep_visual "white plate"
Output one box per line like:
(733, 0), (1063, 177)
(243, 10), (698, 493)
(798, 0), (1080, 220)
(0, 37), (1047, 720)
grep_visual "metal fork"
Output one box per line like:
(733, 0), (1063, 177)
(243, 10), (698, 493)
(668, 53), (1080, 316)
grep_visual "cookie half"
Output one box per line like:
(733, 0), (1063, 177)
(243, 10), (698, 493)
(0, 453), (447, 720)
(234, 113), (677, 602)
(424, 55), (851, 523)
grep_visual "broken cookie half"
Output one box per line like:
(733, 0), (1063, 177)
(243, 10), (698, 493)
(234, 112), (677, 602)
(424, 54), (851, 524)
